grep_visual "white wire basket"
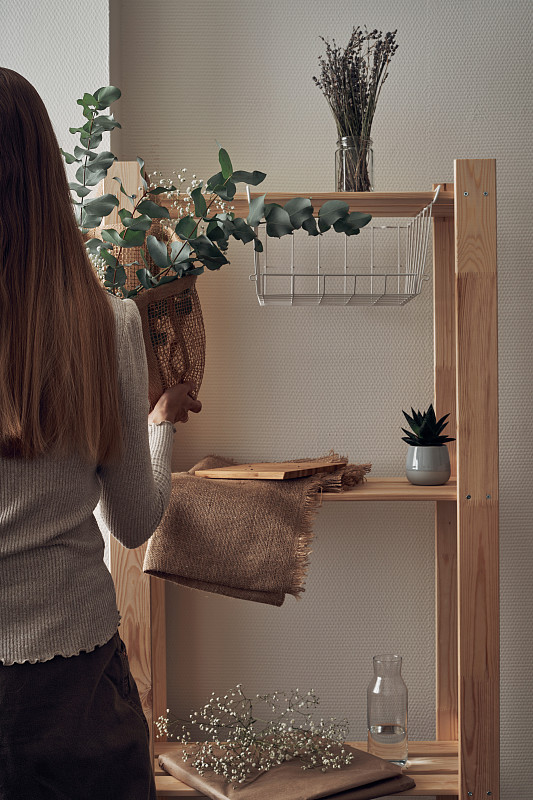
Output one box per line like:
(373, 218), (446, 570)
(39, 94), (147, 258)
(251, 186), (440, 306)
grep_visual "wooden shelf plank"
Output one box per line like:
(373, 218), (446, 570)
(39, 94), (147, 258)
(321, 477), (457, 502)
(154, 741), (458, 797)
(160, 190), (454, 220)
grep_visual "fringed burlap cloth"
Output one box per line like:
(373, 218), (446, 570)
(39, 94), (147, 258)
(143, 454), (371, 606)
(158, 744), (415, 800)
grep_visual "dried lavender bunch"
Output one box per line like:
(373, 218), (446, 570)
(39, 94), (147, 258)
(313, 27), (398, 190)
(156, 685), (354, 787)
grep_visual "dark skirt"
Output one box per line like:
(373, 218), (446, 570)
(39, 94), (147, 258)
(0, 632), (156, 800)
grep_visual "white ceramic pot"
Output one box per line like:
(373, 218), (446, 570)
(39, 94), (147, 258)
(405, 445), (451, 485)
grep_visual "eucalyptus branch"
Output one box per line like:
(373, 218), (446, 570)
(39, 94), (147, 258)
(65, 86), (372, 298)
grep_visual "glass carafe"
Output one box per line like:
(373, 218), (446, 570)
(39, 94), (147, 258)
(367, 654), (408, 765)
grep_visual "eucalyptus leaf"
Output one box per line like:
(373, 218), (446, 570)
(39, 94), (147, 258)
(147, 235), (171, 268)
(283, 197), (314, 229)
(127, 216), (153, 232)
(91, 114), (121, 131)
(318, 199), (350, 232)
(136, 199), (170, 219)
(214, 180), (236, 201)
(149, 186), (177, 195)
(231, 170), (267, 186)
(246, 194), (266, 228)
(68, 182), (92, 198)
(77, 92), (98, 108)
(113, 177), (136, 201)
(218, 147), (233, 180)
(95, 85), (121, 108)
(86, 151), (117, 172)
(98, 248), (118, 267)
(80, 211), (105, 229)
(138, 163), (148, 192)
(75, 165), (107, 187)
(206, 171), (223, 191)
(302, 216), (319, 236)
(202, 256), (229, 270)
(104, 266), (118, 284)
(171, 241), (191, 264)
(229, 218), (256, 245)
(191, 185), (207, 218)
(84, 194), (119, 217)
(121, 228), (146, 247)
(264, 204), (293, 238)
(101, 229), (125, 247)
(69, 125), (89, 135)
(115, 267), (127, 287)
(136, 268), (153, 290)
(118, 210), (152, 231)
(192, 235), (226, 259)
(61, 149), (81, 165)
(84, 238), (108, 255)
(333, 211), (372, 235)
(80, 132), (103, 149)
(74, 145), (97, 160)
(175, 216), (198, 239)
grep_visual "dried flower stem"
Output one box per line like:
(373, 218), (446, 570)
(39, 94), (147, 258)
(313, 27), (398, 191)
(156, 686), (354, 787)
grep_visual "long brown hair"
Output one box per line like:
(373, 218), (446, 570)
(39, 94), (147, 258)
(0, 68), (122, 463)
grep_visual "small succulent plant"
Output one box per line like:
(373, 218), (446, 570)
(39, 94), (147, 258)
(401, 404), (455, 447)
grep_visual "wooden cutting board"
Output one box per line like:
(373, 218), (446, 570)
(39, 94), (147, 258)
(194, 458), (346, 480)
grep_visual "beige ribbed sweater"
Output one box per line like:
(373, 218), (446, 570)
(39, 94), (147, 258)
(0, 296), (174, 665)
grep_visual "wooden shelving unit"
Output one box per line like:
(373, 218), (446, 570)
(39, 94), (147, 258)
(153, 740), (460, 797)
(321, 477), (457, 502)
(108, 159), (499, 800)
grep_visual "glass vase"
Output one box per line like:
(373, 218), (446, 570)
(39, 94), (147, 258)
(335, 136), (374, 192)
(367, 654), (408, 765)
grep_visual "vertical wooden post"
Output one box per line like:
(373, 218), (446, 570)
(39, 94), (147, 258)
(455, 159), (499, 799)
(104, 162), (168, 759)
(433, 183), (458, 800)
(433, 184), (457, 475)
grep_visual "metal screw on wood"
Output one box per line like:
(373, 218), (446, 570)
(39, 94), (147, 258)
(467, 793), (473, 797)
(464, 191), (469, 196)
(487, 792), (492, 796)
(483, 191), (489, 196)
(486, 494), (491, 499)
(466, 494), (471, 499)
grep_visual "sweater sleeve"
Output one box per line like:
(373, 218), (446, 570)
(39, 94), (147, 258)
(96, 300), (174, 549)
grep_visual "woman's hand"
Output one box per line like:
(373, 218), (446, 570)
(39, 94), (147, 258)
(148, 382), (202, 425)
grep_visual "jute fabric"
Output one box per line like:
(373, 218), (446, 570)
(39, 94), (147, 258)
(88, 221), (205, 407)
(143, 454), (371, 606)
(158, 743), (415, 799)
(133, 276), (205, 409)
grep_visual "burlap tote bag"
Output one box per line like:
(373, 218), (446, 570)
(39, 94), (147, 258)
(89, 220), (205, 407)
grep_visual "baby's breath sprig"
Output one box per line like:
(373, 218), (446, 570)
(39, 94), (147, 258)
(147, 168), (233, 233)
(156, 685), (353, 787)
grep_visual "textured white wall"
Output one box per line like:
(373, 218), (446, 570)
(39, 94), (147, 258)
(112, 1), (533, 797)
(0, 1), (110, 156)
